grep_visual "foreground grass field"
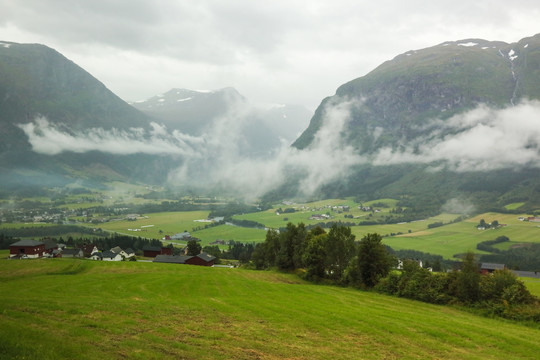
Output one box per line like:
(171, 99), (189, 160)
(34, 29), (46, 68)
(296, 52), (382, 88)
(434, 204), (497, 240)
(1, 259), (539, 360)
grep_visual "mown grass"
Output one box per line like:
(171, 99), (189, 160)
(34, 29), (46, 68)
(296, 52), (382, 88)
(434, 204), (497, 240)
(522, 278), (540, 297)
(0, 258), (539, 360)
(192, 224), (267, 245)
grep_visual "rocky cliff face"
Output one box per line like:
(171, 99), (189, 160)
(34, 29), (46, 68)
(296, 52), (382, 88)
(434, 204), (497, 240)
(293, 34), (540, 152)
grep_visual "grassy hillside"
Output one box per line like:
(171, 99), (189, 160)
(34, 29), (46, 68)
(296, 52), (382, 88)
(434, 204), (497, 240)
(0, 258), (539, 360)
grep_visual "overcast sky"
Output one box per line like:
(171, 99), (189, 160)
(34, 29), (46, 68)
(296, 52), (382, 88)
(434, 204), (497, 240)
(1, 0), (539, 110)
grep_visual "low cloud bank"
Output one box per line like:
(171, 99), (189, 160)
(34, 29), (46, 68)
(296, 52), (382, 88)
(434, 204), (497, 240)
(167, 98), (364, 199)
(18, 99), (540, 199)
(18, 118), (201, 156)
(372, 100), (540, 172)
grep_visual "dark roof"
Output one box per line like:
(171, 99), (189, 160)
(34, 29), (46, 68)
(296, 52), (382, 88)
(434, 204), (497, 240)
(171, 232), (191, 239)
(481, 263), (505, 270)
(79, 244), (96, 251)
(62, 248), (83, 256)
(196, 252), (216, 262)
(101, 250), (119, 259)
(153, 255), (193, 264)
(143, 246), (162, 252)
(10, 239), (44, 247)
(42, 239), (58, 249)
(125, 248), (134, 254)
(110, 246), (123, 254)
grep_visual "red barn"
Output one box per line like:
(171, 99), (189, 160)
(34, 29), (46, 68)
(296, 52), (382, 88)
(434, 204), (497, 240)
(185, 253), (216, 267)
(10, 240), (45, 258)
(143, 246), (173, 257)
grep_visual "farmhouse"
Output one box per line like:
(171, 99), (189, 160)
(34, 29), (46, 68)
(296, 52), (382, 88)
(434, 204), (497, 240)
(153, 255), (192, 264)
(62, 248), (84, 258)
(124, 248), (135, 258)
(153, 252), (216, 267)
(480, 263), (505, 274)
(171, 231), (191, 240)
(186, 253), (216, 267)
(89, 252), (103, 261)
(101, 250), (123, 261)
(42, 238), (58, 256)
(80, 244), (99, 257)
(9, 240), (45, 258)
(143, 246), (173, 257)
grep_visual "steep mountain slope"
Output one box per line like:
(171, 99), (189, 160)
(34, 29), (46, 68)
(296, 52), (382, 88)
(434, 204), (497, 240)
(0, 41), (158, 189)
(289, 34), (540, 212)
(294, 36), (540, 150)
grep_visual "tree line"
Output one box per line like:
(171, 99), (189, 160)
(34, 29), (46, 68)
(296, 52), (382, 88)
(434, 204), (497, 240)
(0, 233), (163, 253)
(250, 223), (538, 322)
(251, 222), (394, 287)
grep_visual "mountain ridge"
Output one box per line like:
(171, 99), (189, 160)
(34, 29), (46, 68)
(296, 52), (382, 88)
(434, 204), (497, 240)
(293, 34), (540, 151)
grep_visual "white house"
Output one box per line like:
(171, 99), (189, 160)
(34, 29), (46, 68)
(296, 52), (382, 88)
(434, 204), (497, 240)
(101, 250), (123, 261)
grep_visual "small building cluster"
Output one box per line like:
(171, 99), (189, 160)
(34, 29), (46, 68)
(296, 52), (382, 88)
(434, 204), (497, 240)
(309, 214), (331, 221)
(8, 239), (217, 267)
(8, 239), (135, 261)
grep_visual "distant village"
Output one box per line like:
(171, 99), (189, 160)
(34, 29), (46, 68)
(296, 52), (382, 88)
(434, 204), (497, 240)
(7, 238), (217, 267)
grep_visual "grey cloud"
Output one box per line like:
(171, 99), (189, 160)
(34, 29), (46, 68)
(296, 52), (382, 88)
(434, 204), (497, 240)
(2, 1), (540, 108)
(17, 99), (540, 200)
(18, 117), (200, 156)
(372, 101), (540, 171)
(167, 98), (365, 200)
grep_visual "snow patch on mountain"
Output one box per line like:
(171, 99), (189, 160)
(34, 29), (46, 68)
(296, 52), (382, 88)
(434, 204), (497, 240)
(458, 42), (478, 47)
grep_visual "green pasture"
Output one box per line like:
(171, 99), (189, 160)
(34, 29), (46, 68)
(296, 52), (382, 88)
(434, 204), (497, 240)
(235, 197), (401, 229)
(350, 213), (461, 239)
(505, 202), (526, 210)
(0, 259), (538, 360)
(95, 211), (211, 239)
(0, 222), (57, 229)
(191, 224), (266, 246)
(382, 213), (540, 259)
(522, 278), (540, 297)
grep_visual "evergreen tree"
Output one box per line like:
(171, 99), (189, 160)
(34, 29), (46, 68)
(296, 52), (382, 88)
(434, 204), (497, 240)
(357, 233), (395, 288)
(325, 224), (356, 281)
(186, 239), (202, 256)
(453, 252), (481, 303)
(303, 233), (328, 280)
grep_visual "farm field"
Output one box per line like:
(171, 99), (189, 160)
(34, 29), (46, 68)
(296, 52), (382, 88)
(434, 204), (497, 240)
(383, 212), (540, 259)
(523, 278), (540, 297)
(3, 196), (540, 260)
(0, 258), (539, 360)
(97, 211), (211, 239)
(233, 198), (400, 229)
(191, 224), (266, 245)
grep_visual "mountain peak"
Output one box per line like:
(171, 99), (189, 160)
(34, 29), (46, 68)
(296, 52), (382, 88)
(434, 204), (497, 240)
(294, 34), (540, 151)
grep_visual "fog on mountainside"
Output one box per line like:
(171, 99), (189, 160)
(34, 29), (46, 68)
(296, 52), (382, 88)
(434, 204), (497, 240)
(5, 35), (540, 209)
